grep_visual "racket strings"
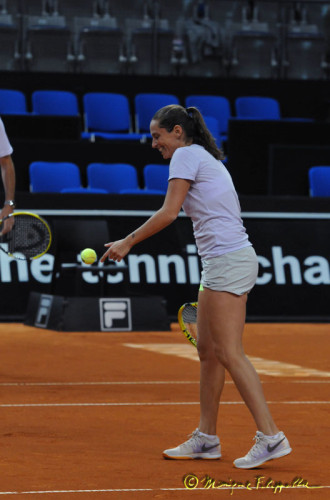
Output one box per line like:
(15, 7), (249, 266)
(2, 215), (51, 259)
(182, 303), (197, 324)
(181, 303), (198, 346)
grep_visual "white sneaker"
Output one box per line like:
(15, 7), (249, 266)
(163, 429), (221, 460)
(234, 431), (292, 469)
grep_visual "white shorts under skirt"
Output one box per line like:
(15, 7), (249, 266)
(200, 246), (259, 296)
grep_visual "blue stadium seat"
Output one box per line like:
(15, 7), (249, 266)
(32, 90), (79, 116)
(185, 95), (231, 144)
(82, 92), (144, 141)
(61, 187), (108, 194)
(235, 95), (313, 122)
(29, 161), (81, 193)
(120, 188), (165, 195)
(143, 164), (169, 193)
(87, 163), (139, 193)
(0, 89), (28, 114)
(135, 93), (180, 132)
(235, 96), (280, 119)
(309, 166), (330, 197)
(203, 116), (221, 148)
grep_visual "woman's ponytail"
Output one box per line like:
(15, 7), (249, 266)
(185, 107), (223, 160)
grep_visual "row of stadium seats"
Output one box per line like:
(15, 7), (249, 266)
(0, 0), (329, 78)
(0, 90), (313, 148)
(28, 161), (330, 197)
(29, 161), (169, 195)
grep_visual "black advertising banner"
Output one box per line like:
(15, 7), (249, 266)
(0, 209), (329, 322)
(244, 215), (330, 320)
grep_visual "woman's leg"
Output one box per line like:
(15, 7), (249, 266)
(197, 288), (225, 435)
(202, 287), (279, 436)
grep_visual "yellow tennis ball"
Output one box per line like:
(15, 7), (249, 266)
(81, 248), (97, 265)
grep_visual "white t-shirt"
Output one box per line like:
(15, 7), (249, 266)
(0, 117), (13, 158)
(168, 144), (251, 259)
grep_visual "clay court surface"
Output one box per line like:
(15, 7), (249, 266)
(1, 322), (330, 499)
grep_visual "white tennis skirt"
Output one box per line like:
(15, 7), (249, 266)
(200, 246), (259, 295)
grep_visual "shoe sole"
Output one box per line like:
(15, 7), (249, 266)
(233, 447), (292, 469)
(163, 452), (221, 460)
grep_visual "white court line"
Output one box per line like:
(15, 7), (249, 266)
(0, 381), (200, 387)
(1, 380), (330, 387)
(24, 208), (330, 220)
(124, 343), (330, 378)
(1, 401), (330, 408)
(291, 380), (330, 383)
(0, 486), (328, 495)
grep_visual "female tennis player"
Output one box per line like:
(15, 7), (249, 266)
(0, 117), (16, 235)
(100, 104), (292, 469)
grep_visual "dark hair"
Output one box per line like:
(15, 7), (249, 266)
(152, 104), (223, 160)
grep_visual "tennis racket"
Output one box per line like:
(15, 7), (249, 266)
(0, 211), (52, 260)
(178, 302), (198, 347)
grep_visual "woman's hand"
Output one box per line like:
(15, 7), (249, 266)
(100, 179), (191, 263)
(100, 237), (132, 263)
(0, 205), (14, 236)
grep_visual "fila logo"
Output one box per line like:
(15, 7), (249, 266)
(35, 294), (53, 328)
(99, 298), (132, 331)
